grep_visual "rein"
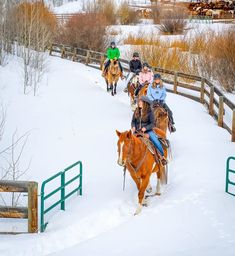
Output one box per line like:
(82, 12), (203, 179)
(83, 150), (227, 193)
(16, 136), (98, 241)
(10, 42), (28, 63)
(126, 132), (148, 173)
(122, 133), (148, 191)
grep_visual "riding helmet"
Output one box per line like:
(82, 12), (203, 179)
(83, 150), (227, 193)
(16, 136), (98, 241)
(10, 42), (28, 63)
(110, 41), (116, 47)
(142, 62), (149, 67)
(133, 52), (139, 57)
(153, 73), (162, 80)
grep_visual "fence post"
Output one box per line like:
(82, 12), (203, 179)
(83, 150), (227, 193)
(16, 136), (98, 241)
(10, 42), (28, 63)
(61, 46), (65, 58)
(232, 109), (235, 142)
(49, 44), (53, 56)
(174, 72), (178, 94)
(200, 78), (205, 104)
(72, 48), (77, 62)
(79, 162), (83, 196)
(209, 86), (214, 116)
(218, 96), (224, 127)
(28, 182), (38, 233)
(85, 50), (90, 65)
(61, 172), (65, 210)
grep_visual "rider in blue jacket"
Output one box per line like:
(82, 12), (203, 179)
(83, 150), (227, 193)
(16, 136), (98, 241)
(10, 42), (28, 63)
(147, 73), (176, 133)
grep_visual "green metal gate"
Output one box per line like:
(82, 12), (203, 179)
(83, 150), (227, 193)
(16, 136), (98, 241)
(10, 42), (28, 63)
(40, 161), (82, 232)
(225, 156), (235, 196)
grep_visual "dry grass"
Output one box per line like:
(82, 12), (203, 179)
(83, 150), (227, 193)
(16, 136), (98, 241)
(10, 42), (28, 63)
(123, 33), (161, 46)
(170, 40), (189, 52)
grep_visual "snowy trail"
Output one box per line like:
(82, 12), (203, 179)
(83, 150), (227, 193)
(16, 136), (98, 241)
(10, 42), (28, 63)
(0, 56), (235, 256)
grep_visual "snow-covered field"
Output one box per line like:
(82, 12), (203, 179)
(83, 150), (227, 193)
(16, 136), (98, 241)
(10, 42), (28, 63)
(0, 54), (235, 255)
(51, 0), (152, 14)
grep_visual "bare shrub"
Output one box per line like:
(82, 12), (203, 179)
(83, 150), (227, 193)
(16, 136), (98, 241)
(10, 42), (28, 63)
(151, 4), (161, 24)
(83, 0), (117, 25)
(210, 29), (235, 92)
(57, 13), (106, 51)
(13, 1), (57, 95)
(158, 7), (188, 35)
(118, 1), (139, 25)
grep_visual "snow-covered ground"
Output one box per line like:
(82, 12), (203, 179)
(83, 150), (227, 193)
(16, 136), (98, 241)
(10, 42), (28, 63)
(0, 54), (235, 255)
(52, 0), (152, 14)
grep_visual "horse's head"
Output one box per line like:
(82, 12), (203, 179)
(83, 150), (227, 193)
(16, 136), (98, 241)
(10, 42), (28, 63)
(131, 75), (138, 87)
(116, 130), (132, 167)
(153, 106), (168, 132)
(109, 60), (120, 75)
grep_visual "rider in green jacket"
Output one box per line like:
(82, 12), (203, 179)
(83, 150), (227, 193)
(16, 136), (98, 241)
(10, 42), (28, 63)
(102, 41), (124, 78)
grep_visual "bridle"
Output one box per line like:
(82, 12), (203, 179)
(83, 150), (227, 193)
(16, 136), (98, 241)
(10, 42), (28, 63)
(122, 132), (148, 190)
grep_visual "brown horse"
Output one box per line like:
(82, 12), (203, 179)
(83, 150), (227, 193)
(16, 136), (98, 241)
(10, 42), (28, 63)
(138, 84), (148, 98)
(153, 105), (169, 134)
(116, 130), (167, 215)
(104, 60), (122, 96)
(127, 75), (139, 111)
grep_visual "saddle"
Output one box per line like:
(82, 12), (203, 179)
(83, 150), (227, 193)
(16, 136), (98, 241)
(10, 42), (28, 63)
(135, 128), (169, 166)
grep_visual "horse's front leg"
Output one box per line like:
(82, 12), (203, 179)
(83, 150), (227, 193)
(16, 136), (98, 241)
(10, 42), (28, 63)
(114, 82), (117, 95)
(106, 79), (109, 92)
(129, 171), (141, 191)
(111, 82), (114, 96)
(134, 174), (150, 215)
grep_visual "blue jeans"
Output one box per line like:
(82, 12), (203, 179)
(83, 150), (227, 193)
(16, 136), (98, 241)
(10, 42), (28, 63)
(147, 130), (164, 156)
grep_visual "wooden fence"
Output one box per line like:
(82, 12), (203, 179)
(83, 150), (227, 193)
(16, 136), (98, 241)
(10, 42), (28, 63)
(0, 180), (38, 234)
(48, 43), (235, 142)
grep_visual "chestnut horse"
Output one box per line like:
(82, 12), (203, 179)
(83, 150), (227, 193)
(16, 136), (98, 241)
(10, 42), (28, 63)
(104, 59), (122, 96)
(153, 106), (169, 134)
(116, 130), (167, 215)
(138, 84), (148, 98)
(127, 75), (139, 111)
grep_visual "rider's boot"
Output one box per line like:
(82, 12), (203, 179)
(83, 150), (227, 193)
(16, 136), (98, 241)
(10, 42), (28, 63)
(120, 72), (125, 80)
(169, 122), (176, 133)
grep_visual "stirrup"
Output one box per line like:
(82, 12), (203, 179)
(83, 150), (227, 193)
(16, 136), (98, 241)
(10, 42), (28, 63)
(161, 158), (168, 166)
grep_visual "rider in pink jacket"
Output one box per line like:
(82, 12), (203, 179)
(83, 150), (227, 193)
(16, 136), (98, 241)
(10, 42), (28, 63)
(135, 62), (153, 96)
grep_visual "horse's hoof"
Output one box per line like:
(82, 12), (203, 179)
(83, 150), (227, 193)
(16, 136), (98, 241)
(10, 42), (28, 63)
(156, 192), (161, 196)
(134, 204), (142, 215)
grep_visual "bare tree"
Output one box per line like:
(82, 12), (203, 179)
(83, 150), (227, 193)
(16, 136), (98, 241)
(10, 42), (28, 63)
(0, 130), (31, 206)
(13, 0), (55, 95)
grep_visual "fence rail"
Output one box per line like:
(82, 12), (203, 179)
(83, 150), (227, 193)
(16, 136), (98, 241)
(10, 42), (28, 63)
(225, 156), (235, 196)
(40, 161), (82, 232)
(48, 43), (235, 142)
(0, 180), (38, 234)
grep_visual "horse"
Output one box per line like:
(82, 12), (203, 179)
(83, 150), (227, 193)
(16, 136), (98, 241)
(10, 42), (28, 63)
(138, 83), (148, 98)
(127, 75), (139, 111)
(116, 130), (167, 215)
(104, 59), (122, 96)
(152, 104), (169, 134)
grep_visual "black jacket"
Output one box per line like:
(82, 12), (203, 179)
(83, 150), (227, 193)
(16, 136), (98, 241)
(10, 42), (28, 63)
(131, 109), (154, 132)
(129, 59), (142, 74)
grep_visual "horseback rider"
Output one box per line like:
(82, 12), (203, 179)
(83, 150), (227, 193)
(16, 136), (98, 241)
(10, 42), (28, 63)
(134, 62), (153, 97)
(102, 41), (124, 79)
(147, 73), (176, 133)
(124, 52), (142, 92)
(131, 95), (167, 165)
